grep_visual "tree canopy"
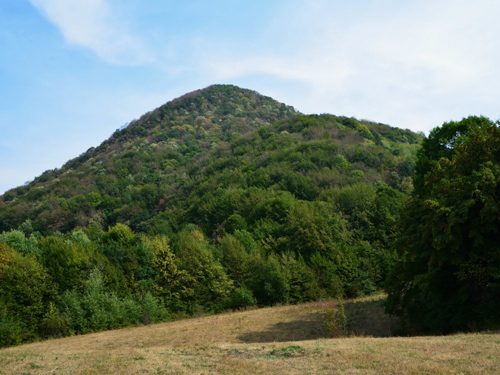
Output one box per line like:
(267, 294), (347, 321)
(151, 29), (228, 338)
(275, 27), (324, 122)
(386, 116), (500, 333)
(0, 85), (423, 347)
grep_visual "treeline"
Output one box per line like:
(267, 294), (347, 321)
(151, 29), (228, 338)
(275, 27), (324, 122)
(1, 176), (404, 346)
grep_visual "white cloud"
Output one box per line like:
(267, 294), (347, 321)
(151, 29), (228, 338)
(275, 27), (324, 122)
(205, 0), (500, 132)
(30, 0), (154, 65)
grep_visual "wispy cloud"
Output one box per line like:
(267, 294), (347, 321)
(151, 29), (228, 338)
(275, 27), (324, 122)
(30, 0), (154, 65)
(206, 0), (500, 131)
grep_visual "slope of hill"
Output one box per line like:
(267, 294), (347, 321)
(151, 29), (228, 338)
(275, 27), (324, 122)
(0, 84), (420, 235)
(0, 297), (498, 375)
(0, 84), (424, 347)
(0, 85), (297, 232)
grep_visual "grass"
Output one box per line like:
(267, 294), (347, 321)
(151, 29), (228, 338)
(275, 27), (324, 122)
(1, 295), (499, 374)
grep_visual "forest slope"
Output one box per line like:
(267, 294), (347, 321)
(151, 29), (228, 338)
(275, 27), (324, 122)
(0, 84), (421, 235)
(0, 85), (424, 347)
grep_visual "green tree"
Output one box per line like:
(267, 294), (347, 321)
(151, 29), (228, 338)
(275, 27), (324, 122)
(0, 244), (56, 340)
(39, 236), (88, 292)
(148, 235), (191, 312)
(284, 201), (339, 260)
(98, 224), (149, 292)
(225, 214), (247, 233)
(0, 230), (40, 259)
(386, 116), (500, 333)
(247, 253), (290, 305)
(176, 228), (233, 313)
(413, 116), (491, 193)
(220, 234), (249, 285)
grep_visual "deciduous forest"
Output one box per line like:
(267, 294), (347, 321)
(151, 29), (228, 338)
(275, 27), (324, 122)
(0, 85), (497, 347)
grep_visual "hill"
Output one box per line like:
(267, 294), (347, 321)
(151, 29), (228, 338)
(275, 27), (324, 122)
(0, 84), (420, 234)
(0, 84), (424, 347)
(0, 85), (297, 233)
(0, 296), (498, 374)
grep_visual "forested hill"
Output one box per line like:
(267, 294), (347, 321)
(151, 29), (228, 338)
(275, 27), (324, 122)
(1, 85), (294, 232)
(0, 84), (426, 346)
(0, 84), (421, 235)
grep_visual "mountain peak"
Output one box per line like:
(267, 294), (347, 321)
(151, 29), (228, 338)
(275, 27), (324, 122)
(104, 84), (297, 145)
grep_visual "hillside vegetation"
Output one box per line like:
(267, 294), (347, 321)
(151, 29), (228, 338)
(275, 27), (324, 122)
(0, 85), (426, 346)
(1, 85), (419, 234)
(386, 116), (500, 333)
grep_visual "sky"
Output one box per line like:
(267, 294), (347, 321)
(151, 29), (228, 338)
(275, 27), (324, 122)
(1, 0), (500, 195)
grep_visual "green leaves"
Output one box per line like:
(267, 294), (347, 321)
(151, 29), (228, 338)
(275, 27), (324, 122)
(0, 85), (427, 346)
(386, 116), (500, 333)
(0, 245), (56, 337)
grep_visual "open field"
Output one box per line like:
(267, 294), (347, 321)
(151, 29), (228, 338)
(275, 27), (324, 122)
(1, 296), (499, 374)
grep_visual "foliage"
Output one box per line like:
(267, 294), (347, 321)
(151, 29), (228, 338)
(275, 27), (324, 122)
(247, 253), (290, 306)
(148, 235), (191, 312)
(39, 236), (89, 292)
(386, 116), (500, 333)
(0, 230), (40, 259)
(0, 244), (56, 342)
(324, 301), (347, 337)
(0, 312), (24, 347)
(175, 228), (233, 313)
(0, 84), (423, 346)
(228, 286), (256, 310)
(59, 267), (166, 334)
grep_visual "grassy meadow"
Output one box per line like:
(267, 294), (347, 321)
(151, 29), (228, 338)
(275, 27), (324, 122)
(1, 296), (499, 374)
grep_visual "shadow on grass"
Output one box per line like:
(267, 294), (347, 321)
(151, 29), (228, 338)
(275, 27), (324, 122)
(238, 311), (328, 343)
(238, 297), (400, 343)
(344, 298), (400, 337)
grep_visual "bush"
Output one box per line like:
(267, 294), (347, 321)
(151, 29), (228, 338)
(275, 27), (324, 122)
(59, 268), (144, 334)
(40, 303), (69, 339)
(228, 287), (256, 310)
(0, 312), (24, 347)
(140, 292), (169, 325)
(323, 301), (347, 337)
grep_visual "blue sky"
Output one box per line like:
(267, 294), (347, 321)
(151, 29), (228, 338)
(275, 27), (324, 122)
(1, 0), (500, 194)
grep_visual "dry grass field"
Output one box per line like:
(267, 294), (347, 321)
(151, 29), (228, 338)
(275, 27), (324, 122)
(1, 296), (499, 374)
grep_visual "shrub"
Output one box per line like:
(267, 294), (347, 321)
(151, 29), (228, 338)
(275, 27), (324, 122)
(228, 287), (256, 310)
(140, 292), (169, 325)
(0, 312), (24, 347)
(323, 301), (347, 337)
(59, 268), (144, 334)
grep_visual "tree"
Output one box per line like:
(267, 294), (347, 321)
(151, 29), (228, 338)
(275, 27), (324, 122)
(175, 228), (233, 313)
(412, 116), (491, 193)
(0, 244), (56, 339)
(386, 116), (500, 333)
(0, 230), (40, 259)
(148, 235), (191, 312)
(39, 236), (88, 292)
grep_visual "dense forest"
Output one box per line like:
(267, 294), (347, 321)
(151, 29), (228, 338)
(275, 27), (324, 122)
(1, 84), (426, 346)
(386, 116), (500, 334)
